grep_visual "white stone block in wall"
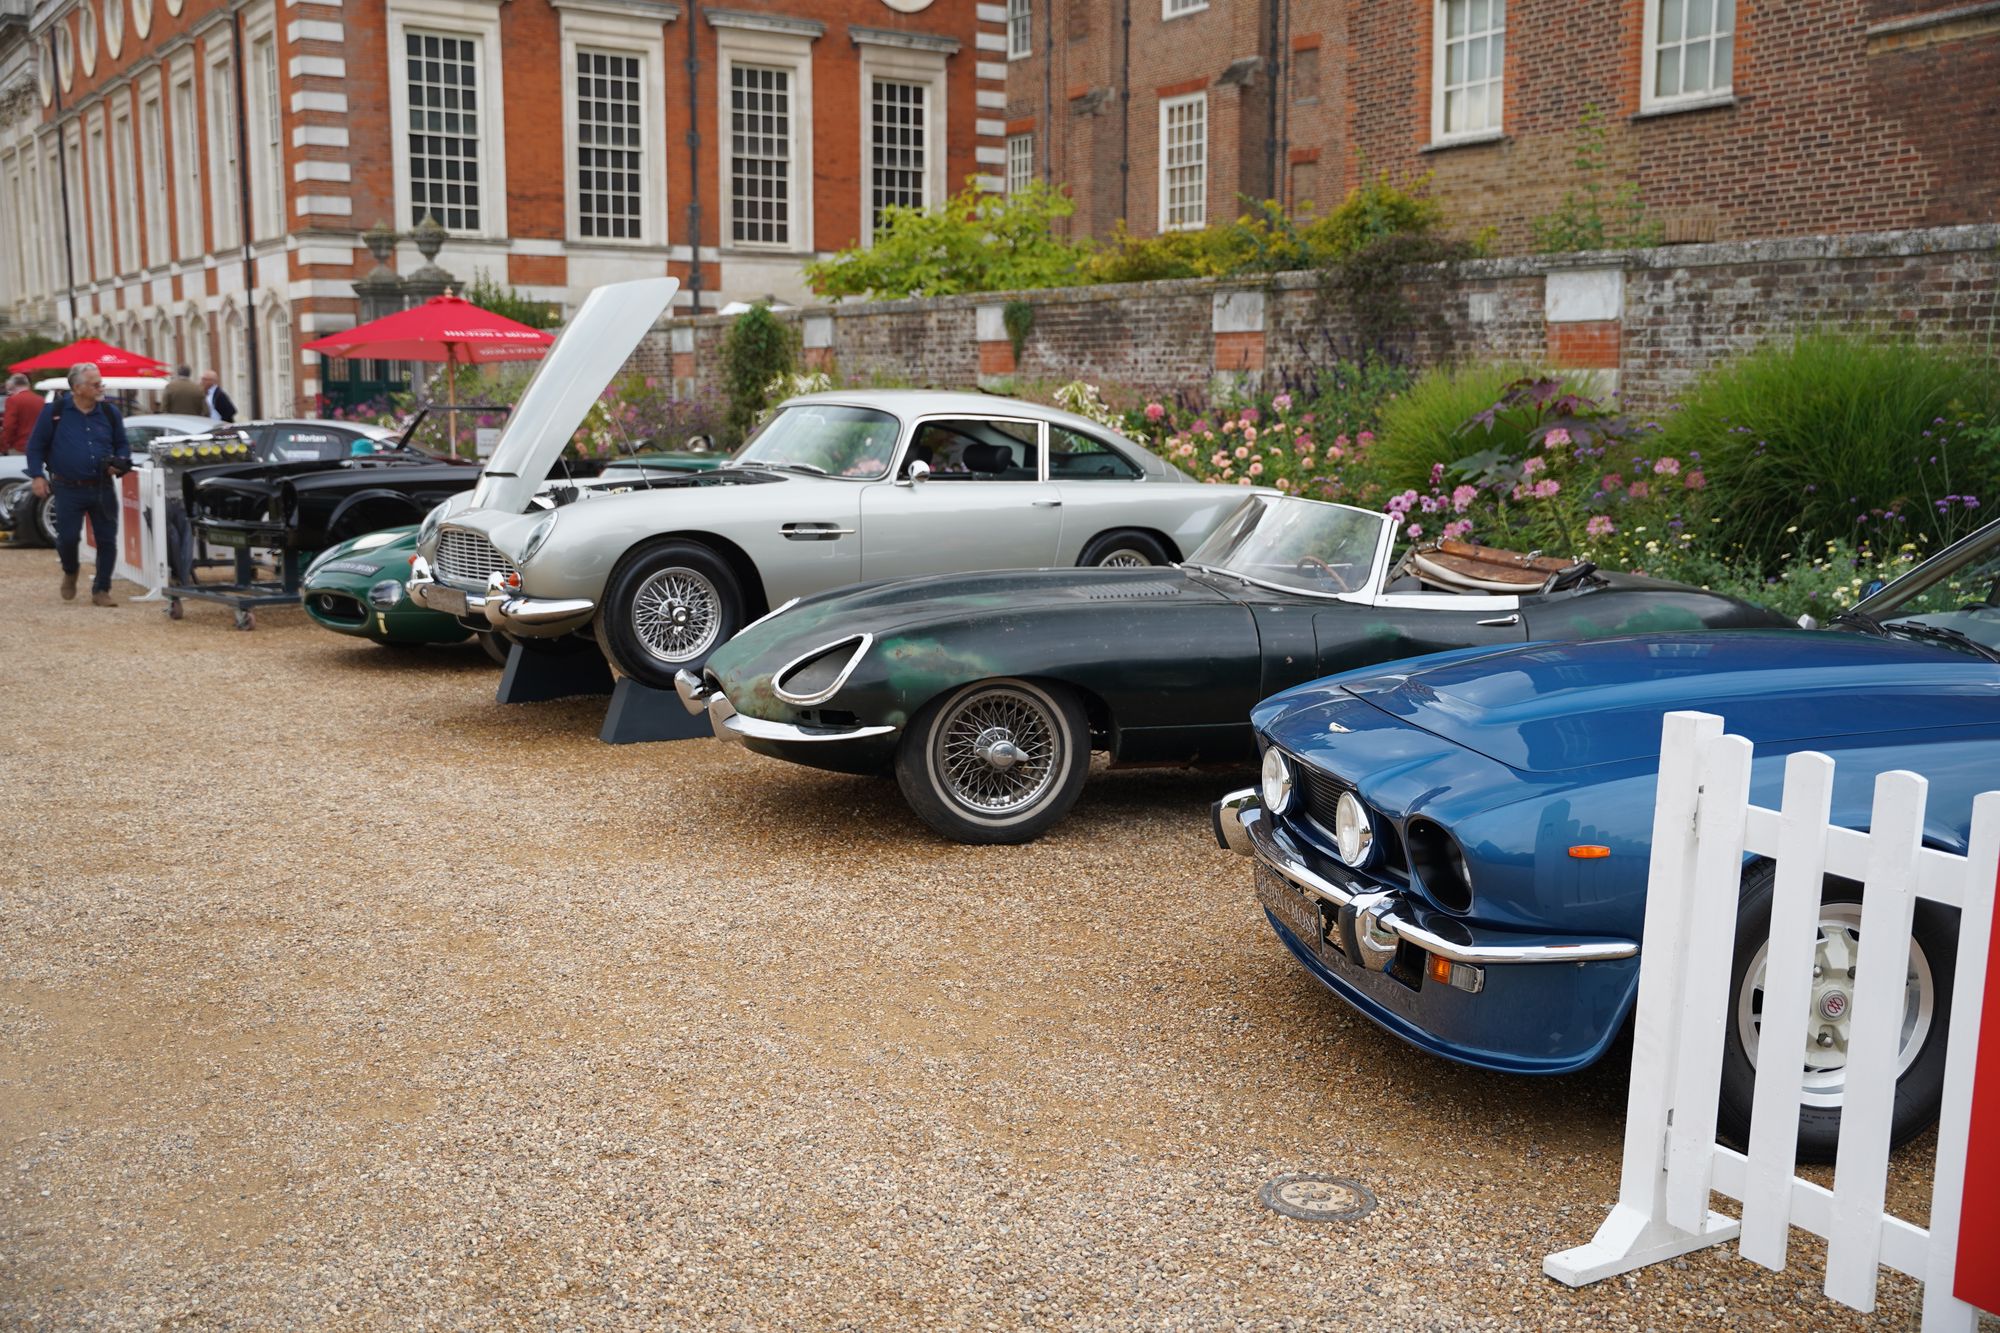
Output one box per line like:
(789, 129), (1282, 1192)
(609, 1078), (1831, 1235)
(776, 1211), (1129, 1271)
(975, 145), (1006, 165)
(285, 19), (344, 42)
(670, 325), (694, 354)
(1467, 292), (1498, 325)
(289, 55), (346, 79)
(803, 314), (834, 349)
(973, 174), (1005, 193)
(975, 30), (1006, 51)
(975, 3), (1007, 21)
(1212, 289), (1266, 334)
(293, 160), (351, 183)
(975, 304), (1006, 343)
(295, 244), (354, 266)
(292, 125), (349, 148)
(1545, 267), (1624, 323)
(294, 195), (353, 217)
(976, 88), (1007, 109)
(976, 61), (1006, 81)
(290, 91), (348, 115)
(977, 117), (1005, 137)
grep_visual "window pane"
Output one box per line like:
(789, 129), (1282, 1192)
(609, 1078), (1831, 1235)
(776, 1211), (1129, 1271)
(576, 49), (642, 239)
(1659, 0), (1683, 43)
(406, 32), (482, 230)
(1684, 39), (1710, 92)
(730, 64), (792, 245)
(1687, 0), (1711, 40)
(1655, 46), (1680, 98)
(1712, 33), (1733, 87)
(1447, 0), (1467, 39)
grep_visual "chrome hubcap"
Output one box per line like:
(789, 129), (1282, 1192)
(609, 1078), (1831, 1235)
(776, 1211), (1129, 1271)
(632, 568), (721, 663)
(1099, 549), (1150, 567)
(937, 688), (1059, 815)
(1738, 904), (1935, 1108)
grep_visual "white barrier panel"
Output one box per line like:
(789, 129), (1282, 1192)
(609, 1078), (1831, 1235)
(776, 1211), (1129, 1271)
(1545, 711), (1999, 1331)
(78, 466), (169, 593)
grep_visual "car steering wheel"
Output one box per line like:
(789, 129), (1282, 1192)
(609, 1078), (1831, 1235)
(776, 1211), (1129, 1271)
(1297, 556), (1355, 592)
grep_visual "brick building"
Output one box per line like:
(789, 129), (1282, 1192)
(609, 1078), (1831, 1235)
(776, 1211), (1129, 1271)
(0, 0), (1003, 415)
(1004, 1), (2000, 250)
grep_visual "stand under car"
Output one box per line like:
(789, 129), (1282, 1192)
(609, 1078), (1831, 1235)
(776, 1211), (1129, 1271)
(153, 429), (301, 630)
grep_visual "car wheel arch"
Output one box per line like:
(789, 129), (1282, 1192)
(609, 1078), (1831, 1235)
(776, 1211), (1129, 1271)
(606, 530), (770, 623)
(324, 488), (426, 542)
(901, 673), (1114, 753)
(1078, 526), (1180, 565)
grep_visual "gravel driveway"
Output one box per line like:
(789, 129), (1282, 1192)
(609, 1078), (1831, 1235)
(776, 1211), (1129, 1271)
(0, 550), (1949, 1330)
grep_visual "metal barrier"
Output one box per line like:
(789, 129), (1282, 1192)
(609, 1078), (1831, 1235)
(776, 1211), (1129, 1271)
(1545, 710), (1998, 1330)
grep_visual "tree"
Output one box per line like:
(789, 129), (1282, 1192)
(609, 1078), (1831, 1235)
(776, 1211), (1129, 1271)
(719, 304), (796, 446)
(804, 179), (1090, 300)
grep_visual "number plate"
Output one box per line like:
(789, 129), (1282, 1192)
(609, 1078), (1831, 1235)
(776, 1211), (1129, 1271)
(208, 530), (249, 549)
(1256, 863), (1343, 966)
(427, 584), (468, 616)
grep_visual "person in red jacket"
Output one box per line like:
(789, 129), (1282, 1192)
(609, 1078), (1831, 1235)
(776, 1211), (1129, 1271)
(1, 373), (41, 454)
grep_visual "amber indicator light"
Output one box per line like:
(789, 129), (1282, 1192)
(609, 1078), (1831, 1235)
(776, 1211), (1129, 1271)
(1426, 954), (1453, 985)
(1569, 845), (1612, 859)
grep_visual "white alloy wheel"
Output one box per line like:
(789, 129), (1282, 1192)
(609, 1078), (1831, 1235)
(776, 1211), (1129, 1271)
(1734, 902), (1937, 1109)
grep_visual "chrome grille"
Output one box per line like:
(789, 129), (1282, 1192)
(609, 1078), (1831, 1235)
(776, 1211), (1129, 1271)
(435, 528), (515, 590)
(1292, 757), (1407, 880)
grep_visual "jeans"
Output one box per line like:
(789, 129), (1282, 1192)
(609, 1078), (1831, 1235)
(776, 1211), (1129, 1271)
(52, 481), (117, 594)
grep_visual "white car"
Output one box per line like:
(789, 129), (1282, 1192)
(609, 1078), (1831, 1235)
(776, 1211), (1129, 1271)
(410, 277), (1271, 689)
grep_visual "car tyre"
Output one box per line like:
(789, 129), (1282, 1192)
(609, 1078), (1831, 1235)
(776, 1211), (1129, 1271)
(1078, 530), (1171, 568)
(1717, 861), (1955, 1164)
(597, 540), (744, 689)
(34, 491), (58, 546)
(475, 631), (511, 666)
(895, 678), (1092, 845)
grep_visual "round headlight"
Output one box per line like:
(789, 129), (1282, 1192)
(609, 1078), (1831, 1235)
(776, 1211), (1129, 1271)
(417, 500), (447, 551)
(519, 511), (558, 565)
(1260, 747), (1294, 814)
(367, 579), (404, 610)
(1333, 790), (1375, 866)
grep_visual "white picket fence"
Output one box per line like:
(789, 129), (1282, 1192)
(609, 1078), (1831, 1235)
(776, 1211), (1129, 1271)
(1545, 710), (1999, 1329)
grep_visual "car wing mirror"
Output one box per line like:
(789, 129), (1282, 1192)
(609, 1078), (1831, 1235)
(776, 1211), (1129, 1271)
(900, 459), (931, 487)
(1797, 613), (1819, 630)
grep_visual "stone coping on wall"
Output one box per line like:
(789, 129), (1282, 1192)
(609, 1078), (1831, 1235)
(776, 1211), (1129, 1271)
(668, 223), (2000, 331)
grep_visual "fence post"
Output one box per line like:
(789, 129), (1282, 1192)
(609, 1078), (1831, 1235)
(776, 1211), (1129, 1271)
(1739, 749), (1837, 1269)
(1544, 711), (1743, 1285)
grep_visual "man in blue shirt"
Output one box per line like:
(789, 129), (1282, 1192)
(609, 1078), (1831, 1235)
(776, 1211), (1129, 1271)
(25, 362), (131, 606)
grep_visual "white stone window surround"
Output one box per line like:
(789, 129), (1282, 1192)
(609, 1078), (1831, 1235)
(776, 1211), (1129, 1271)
(853, 27), (952, 247)
(205, 44), (242, 251)
(1641, 0), (1735, 113)
(132, 0), (154, 43)
(78, 2), (99, 77)
(1163, 0), (1208, 17)
(710, 9), (819, 257)
(1006, 0), (1029, 59)
(1005, 130), (1032, 195)
(243, 0), (286, 242)
(386, 0), (509, 241)
(110, 101), (138, 273)
(87, 112), (111, 278)
(169, 52), (201, 260)
(105, 0), (125, 60)
(555, 0), (676, 249)
(139, 70), (169, 268)
(1157, 90), (1206, 232)
(1430, 0), (1506, 147)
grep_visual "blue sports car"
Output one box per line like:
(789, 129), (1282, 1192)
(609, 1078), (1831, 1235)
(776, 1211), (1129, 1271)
(1214, 518), (2000, 1161)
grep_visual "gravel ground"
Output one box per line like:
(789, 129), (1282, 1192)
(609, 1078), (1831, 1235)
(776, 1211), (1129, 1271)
(0, 548), (1957, 1330)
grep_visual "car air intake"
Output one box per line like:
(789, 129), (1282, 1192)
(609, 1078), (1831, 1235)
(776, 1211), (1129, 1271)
(774, 635), (870, 705)
(1405, 817), (1473, 914)
(435, 528), (516, 590)
(1076, 582), (1179, 600)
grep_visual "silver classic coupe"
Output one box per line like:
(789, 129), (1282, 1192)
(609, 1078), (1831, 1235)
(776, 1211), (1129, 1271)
(408, 278), (1271, 688)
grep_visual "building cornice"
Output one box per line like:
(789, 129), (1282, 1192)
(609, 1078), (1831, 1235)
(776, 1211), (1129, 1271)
(702, 7), (822, 39)
(848, 24), (958, 55)
(550, 0), (680, 20)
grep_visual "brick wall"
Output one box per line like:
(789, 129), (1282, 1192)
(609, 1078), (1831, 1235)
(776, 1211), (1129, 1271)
(653, 223), (2000, 417)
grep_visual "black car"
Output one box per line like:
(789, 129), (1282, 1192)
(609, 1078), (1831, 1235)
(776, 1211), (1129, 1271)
(683, 495), (1794, 843)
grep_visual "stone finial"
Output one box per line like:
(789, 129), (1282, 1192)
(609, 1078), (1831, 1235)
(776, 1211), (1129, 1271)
(364, 220), (398, 266)
(413, 213), (447, 265)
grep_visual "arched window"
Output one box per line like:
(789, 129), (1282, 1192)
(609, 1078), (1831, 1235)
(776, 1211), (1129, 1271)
(261, 296), (293, 416)
(220, 304), (244, 404)
(183, 306), (207, 373)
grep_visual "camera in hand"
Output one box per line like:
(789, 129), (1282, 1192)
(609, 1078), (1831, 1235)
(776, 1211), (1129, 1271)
(103, 457), (133, 479)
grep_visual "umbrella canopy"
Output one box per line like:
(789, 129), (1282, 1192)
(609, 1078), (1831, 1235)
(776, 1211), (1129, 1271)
(9, 337), (168, 376)
(302, 293), (554, 365)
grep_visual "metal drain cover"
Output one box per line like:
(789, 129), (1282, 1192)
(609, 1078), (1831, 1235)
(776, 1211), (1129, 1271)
(1257, 1173), (1378, 1222)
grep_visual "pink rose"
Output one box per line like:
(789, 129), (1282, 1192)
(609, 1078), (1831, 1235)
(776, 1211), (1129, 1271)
(1233, 445), (1250, 460)
(1236, 477), (1253, 486)
(1248, 461), (1264, 476)
(1244, 426), (1259, 443)
(1144, 402), (1166, 422)
(1299, 456), (1315, 470)
(1276, 477), (1292, 490)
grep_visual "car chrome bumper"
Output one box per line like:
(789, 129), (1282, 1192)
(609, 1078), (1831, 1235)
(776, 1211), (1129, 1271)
(674, 670), (899, 745)
(408, 558), (596, 636)
(1212, 787), (1638, 967)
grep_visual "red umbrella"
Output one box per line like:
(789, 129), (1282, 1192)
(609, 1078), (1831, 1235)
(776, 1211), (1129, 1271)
(9, 336), (168, 376)
(304, 293), (554, 455)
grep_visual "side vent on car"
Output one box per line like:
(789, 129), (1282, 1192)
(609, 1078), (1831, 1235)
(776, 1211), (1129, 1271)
(1076, 582), (1180, 601)
(774, 634), (871, 706)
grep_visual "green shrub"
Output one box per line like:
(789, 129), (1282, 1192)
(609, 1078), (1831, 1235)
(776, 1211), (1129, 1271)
(1657, 335), (2000, 563)
(804, 179), (1090, 299)
(1365, 362), (1546, 493)
(461, 271), (562, 329)
(0, 332), (62, 372)
(718, 305), (796, 446)
(1301, 171), (1447, 261)
(1529, 107), (1663, 254)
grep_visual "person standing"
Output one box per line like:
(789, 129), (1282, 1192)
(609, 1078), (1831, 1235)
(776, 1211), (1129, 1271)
(160, 364), (206, 417)
(25, 362), (131, 607)
(200, 369), (238, 423)
(1, 372), (41, 453)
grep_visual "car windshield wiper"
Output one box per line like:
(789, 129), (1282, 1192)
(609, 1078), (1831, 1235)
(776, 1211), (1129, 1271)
(1881, 619), (2000, 664)
(1830, 608), (1886, 635)
(773, 462), (828, 476)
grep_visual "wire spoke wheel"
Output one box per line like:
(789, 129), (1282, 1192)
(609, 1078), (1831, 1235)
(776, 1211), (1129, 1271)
(934, 686), (1062, 816)
(1098, 548), (1151, 567)
(630, 567), (722, 664)
(1735, 902), (1936, 1109)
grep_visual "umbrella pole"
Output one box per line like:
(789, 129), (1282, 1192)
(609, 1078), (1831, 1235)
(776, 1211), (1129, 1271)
(447, 356), (458, 458)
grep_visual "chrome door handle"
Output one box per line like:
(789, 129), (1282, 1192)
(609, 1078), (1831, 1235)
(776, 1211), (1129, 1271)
(1476, 614), (1520, 627)
(781, 523), (856, 541)
(1031, 499), (1062, 508)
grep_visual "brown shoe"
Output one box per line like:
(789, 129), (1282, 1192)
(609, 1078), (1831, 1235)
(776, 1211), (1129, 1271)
(91, 590), (119, 607)
(60, 571), (77, 600)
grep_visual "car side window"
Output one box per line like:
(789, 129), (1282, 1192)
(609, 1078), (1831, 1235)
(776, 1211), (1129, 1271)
(908, 419), (1041, 481)
(1048, 426), (1142, 481)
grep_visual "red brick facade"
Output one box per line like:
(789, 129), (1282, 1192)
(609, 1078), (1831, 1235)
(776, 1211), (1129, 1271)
(1010, 1), (2000, 251)
(0, 0), (996, 414)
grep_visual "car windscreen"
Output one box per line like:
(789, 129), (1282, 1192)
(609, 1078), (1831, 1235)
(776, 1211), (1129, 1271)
(737, 405), (901, 479)
(1185, 494), (1390, 598)
(1852, 522), (2000, 651)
